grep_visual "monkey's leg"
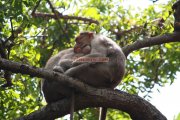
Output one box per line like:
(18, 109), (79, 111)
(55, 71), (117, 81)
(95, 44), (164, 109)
(99, 107), (107, 120)
(65, 63), (91, 77)
(53, 66), (64, 73)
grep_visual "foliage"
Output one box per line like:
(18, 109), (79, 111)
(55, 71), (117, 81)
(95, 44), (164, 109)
(0, 0), (179, 119)
(174, 113), (180, 120)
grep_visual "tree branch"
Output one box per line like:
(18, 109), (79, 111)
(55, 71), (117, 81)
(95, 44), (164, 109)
(0, 57), (166, 120)
(32, 12), (99, 25)
(122, 32), (180, 57)
(17, 89), (167, 120)
(31, 0), (99, 25)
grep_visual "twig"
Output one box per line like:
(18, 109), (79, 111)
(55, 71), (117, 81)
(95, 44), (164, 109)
(31, 0), (41, 16)
(46, 0), (68, 39)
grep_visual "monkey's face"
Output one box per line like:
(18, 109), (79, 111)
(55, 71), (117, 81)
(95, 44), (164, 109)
(74, 32), (94, 54)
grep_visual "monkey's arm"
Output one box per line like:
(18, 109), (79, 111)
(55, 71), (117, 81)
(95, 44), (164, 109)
(53, 52), (84, 73)
(65, 62), (91, 77)
(72, 53), (106, 66)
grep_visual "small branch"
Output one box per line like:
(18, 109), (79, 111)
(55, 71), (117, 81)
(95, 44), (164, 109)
(46, 0), (68, 39)
(32, 12), (99, 25)
(31, 0), (99, 25)
(47, 0), (61, 18)
(0, 23), (25, 87)
(111, 26), (143, 37)
(31, 0), (41, 16)
(10, 17), (14, 40)
(122, 32), (180, 57)
(2, 71), (12, 87)
(0, 40), (12, 87)
(5, 23), (25, 44)
(0, 41), (7, 58)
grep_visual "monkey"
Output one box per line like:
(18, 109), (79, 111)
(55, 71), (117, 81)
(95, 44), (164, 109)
(42, 32), (126, 120)
(53, 32), (126, 120)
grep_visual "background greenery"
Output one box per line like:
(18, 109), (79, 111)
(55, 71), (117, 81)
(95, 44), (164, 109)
(0, 0), (179, 119)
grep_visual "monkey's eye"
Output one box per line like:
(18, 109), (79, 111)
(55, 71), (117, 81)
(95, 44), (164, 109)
(75, 37), (79, 41)
(75, 36), (82, 42)
(78, 42), (83, 46)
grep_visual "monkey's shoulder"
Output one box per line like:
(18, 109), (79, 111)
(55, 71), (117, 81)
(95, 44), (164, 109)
(45, 48), (73, 69)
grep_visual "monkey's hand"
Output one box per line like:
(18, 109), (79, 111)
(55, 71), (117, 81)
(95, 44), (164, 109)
(53, 65), (64, 73)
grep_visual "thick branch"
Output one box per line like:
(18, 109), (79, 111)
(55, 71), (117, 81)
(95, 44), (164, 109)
(122, 32), (180, 57)
(17, 89), (166, 120)
(0, 58), (166, 120)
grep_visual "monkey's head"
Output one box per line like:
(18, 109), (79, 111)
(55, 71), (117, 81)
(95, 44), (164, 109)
(74, 32), (94, 54)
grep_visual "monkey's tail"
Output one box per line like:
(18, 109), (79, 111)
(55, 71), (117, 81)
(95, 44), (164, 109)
(70, 91), (75, 120)
(99, 107), (107, 120)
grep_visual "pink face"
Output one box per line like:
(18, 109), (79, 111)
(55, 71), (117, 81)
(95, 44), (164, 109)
(74, 32), (94, 54)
